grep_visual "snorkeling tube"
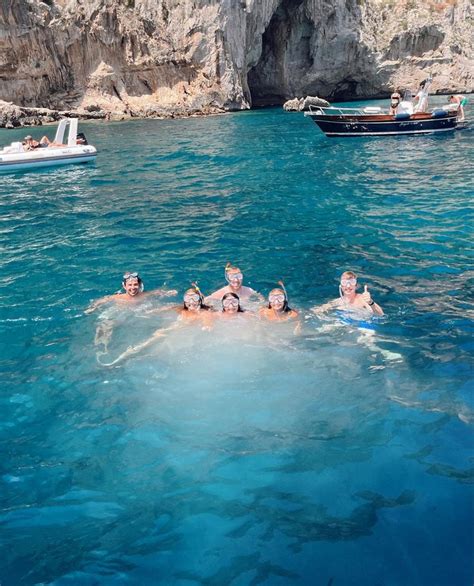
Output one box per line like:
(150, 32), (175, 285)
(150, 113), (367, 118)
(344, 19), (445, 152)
(277, 280), (288, 302)
(224, 262), (232, 283)
(191, 281), (205, 303)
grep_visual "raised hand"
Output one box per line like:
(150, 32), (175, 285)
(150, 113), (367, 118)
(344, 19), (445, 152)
(361, 284), (372, 305)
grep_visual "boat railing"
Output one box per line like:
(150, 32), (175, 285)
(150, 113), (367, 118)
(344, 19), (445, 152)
(304, 105), (384, 116)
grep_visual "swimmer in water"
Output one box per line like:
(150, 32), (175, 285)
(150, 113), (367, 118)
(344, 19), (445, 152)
(85, 271), (177, 314)
(220, 292), (245, 315)
(259, 281), (298, 322)
(87, 271), (177, 354)
(206, 263), (263, 306)
(178, 283), (215, 328)
(97, 285), (213, 366)
(312, 271), (384, 316)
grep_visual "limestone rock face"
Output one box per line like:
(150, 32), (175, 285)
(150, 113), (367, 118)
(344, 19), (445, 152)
(0, 0), (472, 120)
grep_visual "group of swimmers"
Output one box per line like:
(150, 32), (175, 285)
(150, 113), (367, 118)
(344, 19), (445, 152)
(86, 263), (384, 365)
(86, 262), (383, 319)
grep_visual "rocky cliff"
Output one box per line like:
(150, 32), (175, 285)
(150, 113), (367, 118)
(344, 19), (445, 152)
(0, 0), (472, 120)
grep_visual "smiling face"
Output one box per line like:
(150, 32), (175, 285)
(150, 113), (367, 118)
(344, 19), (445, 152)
(226, 269), (243, 291)
(268, 289), (286, 312)
(340, 272), (357, 297)
(183, 292), (201, 312)
(124, 277), (141, 297)
(222, 295), (240, 313)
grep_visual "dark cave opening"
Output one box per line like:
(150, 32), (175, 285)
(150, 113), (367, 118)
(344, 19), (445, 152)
(247, 0), (312, 107)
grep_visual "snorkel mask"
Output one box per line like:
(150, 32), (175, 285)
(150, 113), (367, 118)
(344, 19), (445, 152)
(339, 275), (357, 299)
(225, 262), (243, 284)
(183, 282), (205, 309)
(122, 271), (144, 293)
(268, 280), (289, 311)
(222, 292), (241, 312)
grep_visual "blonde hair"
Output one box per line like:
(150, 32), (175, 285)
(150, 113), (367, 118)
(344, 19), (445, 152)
(341, 271), (357, 280)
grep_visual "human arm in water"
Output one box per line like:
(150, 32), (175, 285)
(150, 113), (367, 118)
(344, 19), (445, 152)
(148, 287), (178, 298)
(97, 321), (179, 366)
(84, 294), (117, 314)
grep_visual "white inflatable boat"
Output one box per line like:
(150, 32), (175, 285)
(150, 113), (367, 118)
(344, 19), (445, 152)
(0, 118), (97, 172)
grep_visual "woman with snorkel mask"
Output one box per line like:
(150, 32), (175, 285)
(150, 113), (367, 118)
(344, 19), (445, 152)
(259, 281), (298, 321)
(221, 292), (245, 315)
(206, 262), (263, 306)
(180, 284), (214, 326)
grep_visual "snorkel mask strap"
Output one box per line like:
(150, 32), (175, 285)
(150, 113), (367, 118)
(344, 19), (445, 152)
(122, 273), (144, 293)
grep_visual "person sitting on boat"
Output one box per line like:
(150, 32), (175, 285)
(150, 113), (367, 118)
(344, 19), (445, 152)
(389, 89), (402, 115)
(206, 262), (263, 306)
(85, 271), (178, 314)
(311, 271), (384, 316)
(449, 95), (466, 121)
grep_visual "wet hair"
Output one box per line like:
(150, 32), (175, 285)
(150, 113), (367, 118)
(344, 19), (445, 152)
(182, 286), (212, 311)
(222, 292), (244, 312)
(341, 270), (357, 280)
(122, 272), (144, 292)
(225, 262), (242, 281)
(267, 287), (292, 313)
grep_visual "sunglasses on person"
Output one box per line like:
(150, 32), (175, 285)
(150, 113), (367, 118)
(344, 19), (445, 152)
(269, 294), (286, 303)
(223, 299), (239, 308)
(340, 278), (357, 287)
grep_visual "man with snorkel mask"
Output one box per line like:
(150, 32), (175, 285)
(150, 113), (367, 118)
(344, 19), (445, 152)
(312, 271), (383, 316)
(85, 271), (177, 314)
(206, 262), (263, 306)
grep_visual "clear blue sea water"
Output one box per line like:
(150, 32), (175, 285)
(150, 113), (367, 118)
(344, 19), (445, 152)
(0, 102), (473, 585)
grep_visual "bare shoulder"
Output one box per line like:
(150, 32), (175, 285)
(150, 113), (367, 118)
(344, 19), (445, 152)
(206, 285), (228, 300)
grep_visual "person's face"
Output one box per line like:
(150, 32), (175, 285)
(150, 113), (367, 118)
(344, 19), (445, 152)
(340, 276), (357, 295)
(184, 293), (201, 311)
(124, 277), (141, 296)
(227, 270), (243, 290)
(222, 297), (239, 313)
(269, 291), (285, 311)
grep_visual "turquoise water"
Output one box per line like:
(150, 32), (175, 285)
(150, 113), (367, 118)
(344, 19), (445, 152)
(0, 105), (473, 585)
